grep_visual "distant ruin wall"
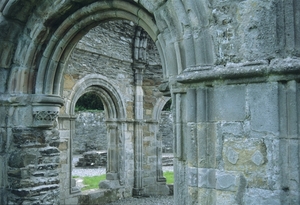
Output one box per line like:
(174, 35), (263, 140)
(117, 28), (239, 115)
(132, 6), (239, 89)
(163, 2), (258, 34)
(74, 111), (173, 154)
(159, 111), (174, 153)
(74, 111), (107, 154)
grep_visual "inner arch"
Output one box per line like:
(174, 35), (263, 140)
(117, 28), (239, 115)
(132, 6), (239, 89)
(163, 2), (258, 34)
(35, 0), (162, 95)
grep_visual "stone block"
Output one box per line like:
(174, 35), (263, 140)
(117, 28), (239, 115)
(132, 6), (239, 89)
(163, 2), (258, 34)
(0, 69), (8, 93)
(221, 122), (244, 138)
(215, 171), (238, 191)
(196, 122), (218, 168)
(140, 0), (166, 13)
(58, 140), (68, 151)
(226, 147), (239, 165)
(58, 130), (69, 138)
(64, 196), (78, 205)
(247, 83), (279, 134)
(208, 85), (246, 121)
(187, 187), (198, 205)
(0, 155), (4, 187)
(198, 168), (216, 189)
(0, 128), (6, 153)
(244, 188), (281, 205)
(11, 106), (33, 127)
(197, 188), (217, 205)
(39, 147), (60, 156)
(223, 137), (268, 188)
(216, 190), (238, 205)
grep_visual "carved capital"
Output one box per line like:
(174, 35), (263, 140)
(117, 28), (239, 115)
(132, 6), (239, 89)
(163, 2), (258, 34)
(31, 95), (64, 128)
(33, 106), (60, 127)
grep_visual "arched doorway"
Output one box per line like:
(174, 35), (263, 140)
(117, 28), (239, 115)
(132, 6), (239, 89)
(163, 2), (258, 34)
(72, 92), (107, 191)
(56, 17), (171, 202)
(59, 74), (127, 197)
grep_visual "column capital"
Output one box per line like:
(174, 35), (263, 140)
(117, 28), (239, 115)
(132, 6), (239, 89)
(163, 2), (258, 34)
(31, 95), (64, 128)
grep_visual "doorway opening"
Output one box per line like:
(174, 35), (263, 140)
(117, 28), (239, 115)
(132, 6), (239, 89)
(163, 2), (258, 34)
(72, 92), (107, 191)
(158, 99), (174, 187)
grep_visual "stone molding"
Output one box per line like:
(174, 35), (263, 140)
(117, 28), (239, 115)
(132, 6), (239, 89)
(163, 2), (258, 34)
(177, 58), (300, 83)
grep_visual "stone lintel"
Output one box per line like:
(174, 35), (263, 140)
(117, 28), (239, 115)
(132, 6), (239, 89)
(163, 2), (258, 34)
(0, 94), (63, 106)
(177, 58), (300, 84)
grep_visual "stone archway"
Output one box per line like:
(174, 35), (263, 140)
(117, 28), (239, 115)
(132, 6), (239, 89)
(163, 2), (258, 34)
(1, 0), (217, 201)
(56, 17), (170, 202)
(59, 74), (127, 195)
(1, 1), (300, 205)
(152, 96), (172, 183)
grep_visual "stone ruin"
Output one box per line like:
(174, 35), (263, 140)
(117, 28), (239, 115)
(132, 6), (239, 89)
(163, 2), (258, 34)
(73, 110), (173, 168)
(75, 151), (108, 167)
(1, 1), (300, 205)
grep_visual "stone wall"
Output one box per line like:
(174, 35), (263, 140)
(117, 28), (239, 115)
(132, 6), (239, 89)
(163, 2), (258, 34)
(1, 1), (300, 205)
(60, 19), (169, 201)
(73, 111), (173, 155)
(74, 111), (107, 154)
(159, 111), (174, 153)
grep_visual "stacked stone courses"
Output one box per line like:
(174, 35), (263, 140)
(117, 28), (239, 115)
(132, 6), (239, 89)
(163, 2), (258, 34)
(0, 0), (300, 205)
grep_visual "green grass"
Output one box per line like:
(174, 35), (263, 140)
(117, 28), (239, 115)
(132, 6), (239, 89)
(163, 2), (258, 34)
(163, 171), (174, 184)
(73, 174), (106, 191)
(73, 172), (174, 191)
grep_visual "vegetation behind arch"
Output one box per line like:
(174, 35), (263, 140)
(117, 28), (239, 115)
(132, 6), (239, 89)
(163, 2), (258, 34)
(75, 92), (104, 111)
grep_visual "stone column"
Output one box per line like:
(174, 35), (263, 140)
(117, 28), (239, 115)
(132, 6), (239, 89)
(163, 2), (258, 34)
(132, 64), (144, 197)
(279, 80), (300, 204)
(5, 95), (63, 205)
(57, 114), (78, 197)
(106, 123), (118, 180)
(99, 122), (122, 189)
(172, 89), (188, 204)
(156, 131), (165, 183)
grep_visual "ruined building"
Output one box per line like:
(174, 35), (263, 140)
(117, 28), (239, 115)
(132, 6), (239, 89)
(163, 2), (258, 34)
(0, 0), (300, 204)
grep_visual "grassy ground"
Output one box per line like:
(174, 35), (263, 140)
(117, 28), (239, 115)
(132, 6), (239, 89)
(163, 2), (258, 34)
(163, 171), (174, 184)
(74, 171), (174, 191)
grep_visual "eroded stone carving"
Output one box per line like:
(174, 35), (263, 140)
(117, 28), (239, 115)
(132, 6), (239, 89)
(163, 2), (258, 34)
(33, 107), (60, 127)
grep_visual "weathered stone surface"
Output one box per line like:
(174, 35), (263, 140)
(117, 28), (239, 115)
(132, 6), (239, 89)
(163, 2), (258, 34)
(1, 0), (300, 205)
(76, 151), (107, 167)
(248, 83), (279, 135)
(208, 85), (246, 121)
(74, 111), (107, 154)
(226, 147), (239, 165)
(244, 188), (281, 205)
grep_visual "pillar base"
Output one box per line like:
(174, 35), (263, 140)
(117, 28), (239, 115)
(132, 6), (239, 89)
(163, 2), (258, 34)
(132, 188), (144, 198)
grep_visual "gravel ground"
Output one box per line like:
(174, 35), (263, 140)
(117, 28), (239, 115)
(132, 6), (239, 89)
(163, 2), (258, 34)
(105, 195), (174, 205)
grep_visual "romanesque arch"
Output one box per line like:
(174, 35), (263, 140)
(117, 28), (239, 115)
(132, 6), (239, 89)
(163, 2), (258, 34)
(1, 0), (300, 205)
(65, 74), (125, 118)
(61, 74), (126, 192)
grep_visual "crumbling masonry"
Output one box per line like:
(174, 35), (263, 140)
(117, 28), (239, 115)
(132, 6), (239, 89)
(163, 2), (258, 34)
(0, 0), (300, 205)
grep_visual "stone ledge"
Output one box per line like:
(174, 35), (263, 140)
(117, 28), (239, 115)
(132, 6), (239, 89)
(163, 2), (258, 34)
(177, 58), (300, 83)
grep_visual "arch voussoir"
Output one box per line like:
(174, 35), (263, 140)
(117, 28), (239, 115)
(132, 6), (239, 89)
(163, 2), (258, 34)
(36, 1), (159, 95)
